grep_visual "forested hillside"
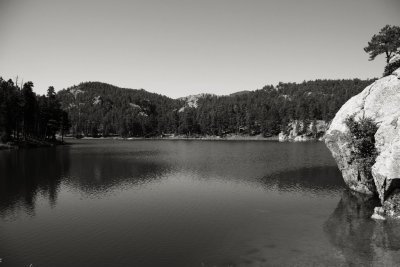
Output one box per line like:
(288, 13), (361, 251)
(57, 79), (376, 138)
(57, 82), (180, 137)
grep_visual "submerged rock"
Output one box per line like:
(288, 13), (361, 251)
(325, 66), (400, 217)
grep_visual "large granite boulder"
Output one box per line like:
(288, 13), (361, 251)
(325, 67), (400, 217)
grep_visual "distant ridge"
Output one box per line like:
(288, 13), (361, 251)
(57, 79), (377, 138)
(229, 90), (251, 96)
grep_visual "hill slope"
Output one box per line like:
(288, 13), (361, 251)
(57, 79), (376, 137)
(57, 82), (180, 137)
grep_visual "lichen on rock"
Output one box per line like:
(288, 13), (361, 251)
(325, 66), (400, 218)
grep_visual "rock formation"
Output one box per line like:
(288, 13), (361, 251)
(325, 65), (400, 218)
(278, 120), (328, 142)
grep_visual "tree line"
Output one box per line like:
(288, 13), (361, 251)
(57, 79), (375, 138)
(0, 78), (70, 143)
(2, 24), (397, 142)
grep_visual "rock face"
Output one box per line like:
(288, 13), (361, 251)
(325, 67), (400, 217)
(278, 120), (328, 142)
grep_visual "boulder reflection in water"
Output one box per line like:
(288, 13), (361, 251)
(324, 190), (400, 265)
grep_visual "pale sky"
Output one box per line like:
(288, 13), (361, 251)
(0, 0), (399, 98)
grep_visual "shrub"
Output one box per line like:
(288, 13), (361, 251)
(344, 116), (378, 175)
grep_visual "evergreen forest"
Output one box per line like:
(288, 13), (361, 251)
(55, 79), (376, 138)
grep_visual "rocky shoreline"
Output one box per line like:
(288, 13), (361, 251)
(325, 65), (400, 219)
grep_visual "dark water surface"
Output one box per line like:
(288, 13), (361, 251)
(1, 140), (400, 266)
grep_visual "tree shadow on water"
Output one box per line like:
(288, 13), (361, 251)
(0, 145), (171, 218)
(0, 147), (69, 218)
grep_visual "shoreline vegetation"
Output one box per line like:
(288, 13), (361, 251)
(73, 134), (281, 141)
(69, 133), (323, 142)
(0, 78), (70, 150)
(0, 138), (66, 150)
(0, 133), (322, 150)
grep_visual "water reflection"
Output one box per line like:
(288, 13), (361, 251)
(324, 190), (400, 265)
(0, 147), (343, 219)
(259, 166), (345, 196)
(63, 148), (171, 196)
(0, 145), (173, 217)
(0, 148), (68, 218)
(5, 140), (399, 266)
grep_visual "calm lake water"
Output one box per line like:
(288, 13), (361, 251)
(1, 140), (400, 266)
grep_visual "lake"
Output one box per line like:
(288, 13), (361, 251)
(1, 140), (400, 266)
